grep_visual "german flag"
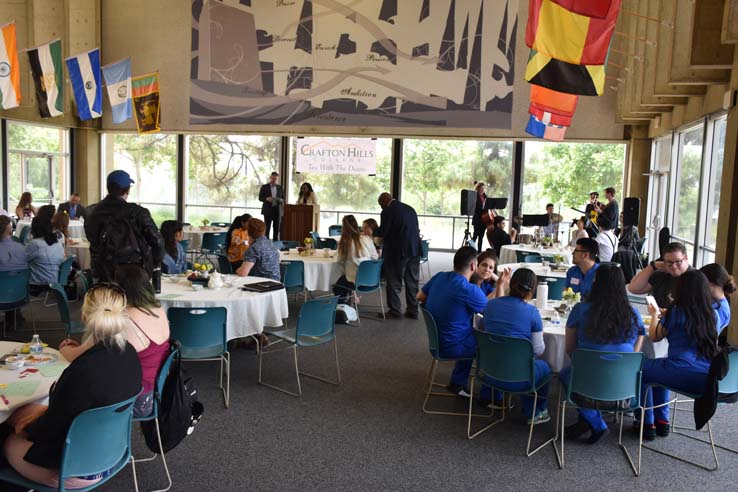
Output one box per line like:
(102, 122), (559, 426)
(526, 0), (621, 66)
(525, 49), (605, 96)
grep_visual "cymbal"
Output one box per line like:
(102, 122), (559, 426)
(550, 213), (564, 223)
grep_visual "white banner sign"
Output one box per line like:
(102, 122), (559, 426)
(295, 137), (377, 175)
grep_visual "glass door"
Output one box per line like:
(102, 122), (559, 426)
(24, 155), (55, 205)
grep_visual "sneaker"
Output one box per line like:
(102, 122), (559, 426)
(446, 383), (471, 398)
(404, 311), (419, 320)
(655, 420), (671, 437)
(565, 419), (591, 440)
(642, 425), (656, 441)
(528, 409), (550, 425)
(587, 427), (610, 444)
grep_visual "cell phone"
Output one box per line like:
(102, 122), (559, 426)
(645, 295), (660, 311)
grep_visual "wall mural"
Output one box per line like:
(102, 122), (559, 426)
(190, 0), (517, 129)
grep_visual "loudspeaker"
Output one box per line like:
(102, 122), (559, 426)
(622, 197), (640, 227)
(460, 189), (476, 216)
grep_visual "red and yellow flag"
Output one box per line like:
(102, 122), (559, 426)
(549, 0), (613, 19)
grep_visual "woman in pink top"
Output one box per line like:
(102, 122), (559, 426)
(115, 264), (171, 418)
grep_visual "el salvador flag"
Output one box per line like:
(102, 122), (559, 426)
(65, 48), (102, 120)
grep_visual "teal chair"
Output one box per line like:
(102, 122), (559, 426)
(467, 331), (555, 457)
(555, 349), (645, 475)
(328, 225), (342, 236)
(132, 348), (177, 492)
(216, 253), (233, 274)
(210, 221), (229, 227)
(419, 239), (430, 279)
(0, 394), (139, 492)
(353, 259), (384, 323)
(541, 277), (567, 301)
(420, 306), (477, 417)
(281, 260), (307, 301)
(272, 240), (285, 251)
(18, 225), (31, 243)
(167, 307), (230, 408)
(196, 232), (227, 263)
(322, 237), (338, 250)
(48, 283), (85, 338)
(522, 253), (543, 263)
(281, 240), (300, 250)
(309, 231), (322, 248)
(58, 255), (76, 286)
(259, 297), (340, 397)
(0, 269), (30, 336)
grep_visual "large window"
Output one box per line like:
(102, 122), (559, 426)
(287, 137), (391, 236)
(523, 141), (626, 242)
(185, 135), (280, 225)
(401, 139), (513, 249)
(7, 121), (70, 213)
(645, 135), (672, 260)
(698, 115), (726, 264)
(101, 133), (177, 226)
(670, 125), (704, 259)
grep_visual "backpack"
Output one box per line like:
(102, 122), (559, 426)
(99, 206), (151, 276)
(141, 343), (204, 454)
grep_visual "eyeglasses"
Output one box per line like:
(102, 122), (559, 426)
(573, 249), (588, 254)
(665, 258), (686, 267)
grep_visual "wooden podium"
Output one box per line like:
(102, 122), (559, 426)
(282, 204), (319, 242)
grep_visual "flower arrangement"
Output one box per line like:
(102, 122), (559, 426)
(187, 263), (214, 282)
(304, 237), (314, 248)
(562, 287), (581, 303)
(553, 254), (565, 265)
(201, 218), (210, 227)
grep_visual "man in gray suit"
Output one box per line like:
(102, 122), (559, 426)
(57, 192), (88, 221)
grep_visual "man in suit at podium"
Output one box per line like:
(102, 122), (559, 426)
(375, 192), (421, 320)
(259, 172), (284, 240)
(57, 192), (88, 221)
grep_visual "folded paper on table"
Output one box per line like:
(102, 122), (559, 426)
(39, 363), (67, 378)
(5, 380), (41, 397)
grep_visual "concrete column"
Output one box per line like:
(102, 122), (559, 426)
(624, 125), (651, 236)
(74, 128), (100, 204)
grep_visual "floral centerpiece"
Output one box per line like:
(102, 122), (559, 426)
(562, 287), (581, 304)
(553, 254), (565, 265)
(187, 262), (214, 284)
(201, 218), (210, 229)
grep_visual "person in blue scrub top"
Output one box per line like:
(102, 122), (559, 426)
(417, 246), (488, 397)
(565, 238), (599, 300)
(640, 270), (721, 440)
(469, 250), (511, 300)
(699, 263), (734, 335)
(560, 264), (645, 444)
(160, 220), (187, 274)
(483, 268), (552, 425)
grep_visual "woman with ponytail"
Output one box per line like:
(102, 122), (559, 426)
(699, 263), (733, 334)
(2, 284), (142, 488)
(333, 214), (378, 302)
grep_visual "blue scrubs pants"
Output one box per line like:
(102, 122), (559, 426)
(559, 366), (608, 433)
(439, 331), (477, 388)
(641, 358), (708, 425)
(484, 359), (551, 418)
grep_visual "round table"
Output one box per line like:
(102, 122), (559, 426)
(66, 240), (91, 270)
(280, 251), (343, 292)
(498, 244), (572, 265)
(0, 341), (69, 423)
(157, 275), (289, 341)
(503, 262), (568, 279)
(14, 219), (86, 240)
(182, 226), (229, 251)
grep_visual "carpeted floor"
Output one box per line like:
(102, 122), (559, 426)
(5, 252), (738, 491)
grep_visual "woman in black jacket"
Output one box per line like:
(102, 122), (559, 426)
(2, 283), (142, 489)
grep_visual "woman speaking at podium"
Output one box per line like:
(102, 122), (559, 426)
(296, 182), (320, 231)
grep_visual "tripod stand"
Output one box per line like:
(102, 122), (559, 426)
(462, 216), (473, 248)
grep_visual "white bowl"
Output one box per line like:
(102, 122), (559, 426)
(5, 356), (24, 370)
(191, 284), (204, 292)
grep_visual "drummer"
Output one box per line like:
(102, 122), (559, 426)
(542, 203), (561, 238)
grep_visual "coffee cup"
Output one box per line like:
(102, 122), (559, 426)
(323, 248), (331, 257)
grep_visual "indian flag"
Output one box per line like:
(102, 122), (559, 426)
(27, 39), (64, 117)
(0, 21), (21, 110)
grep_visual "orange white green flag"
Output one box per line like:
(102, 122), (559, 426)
(131, 72), (160, 133)
(0, 21), (22, 110)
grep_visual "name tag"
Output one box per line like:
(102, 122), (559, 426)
(570, 278), (580, 286)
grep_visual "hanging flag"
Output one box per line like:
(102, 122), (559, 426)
(525, 49), (605, 96)
(0, 21), (21, 110)
(65, 48), (102, 120)
(131, 72), (160, 133)
(528, 105), (573, 127)
(549, 0), (612, 19)
(526, 0), (622, 65)
(530, 84), (579, 118)
(102, 58), (132, 123)
(525, 114), (567, 141)
(27, 39), (63, 117)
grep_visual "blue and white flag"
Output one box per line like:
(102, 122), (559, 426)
(102, 58), (132, 123)
(65, 48), (102, 120)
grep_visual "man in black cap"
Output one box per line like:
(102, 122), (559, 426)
(86, 170), (164, 281)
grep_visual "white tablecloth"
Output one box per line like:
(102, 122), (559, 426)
(15, 219), (86, 240)
(66, 240), (91, 270)
(280, 251), (342, 292)
(157, 275), (288, 341)
(182, 227), (229, 251)
(498, 244), (572, 265)
(503, 262), (568, 279)
(0, 342), (69, 423)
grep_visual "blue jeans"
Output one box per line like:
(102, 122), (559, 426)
(559, 366), (607, 433)
(641, 358), (708, 425)
(484, 359), (551, 418)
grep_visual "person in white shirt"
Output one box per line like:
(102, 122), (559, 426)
(595, 215), (618, 262)
(570, 216), (589, 247)
(332, 214), (378, 302)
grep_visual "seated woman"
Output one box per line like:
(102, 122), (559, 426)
(160, 220), (186, 274)
(2, 283), (142, 489)
(469, 250), (510, 299)
(15, 191), (37, 220)
(699, 263), (733, 335)
(225, 214), (251, 271)
(236, 218), (280, 280)
(361, 218), (382, 256)
(570, 216), (589, 248)
(641, 270), (723, 440)
(26, 205), (65, 295)
(560, 264), (645, 444)
(51, 211), (70, 247)
(332, 215), (378, 302)
(482, 268), (551, 424)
